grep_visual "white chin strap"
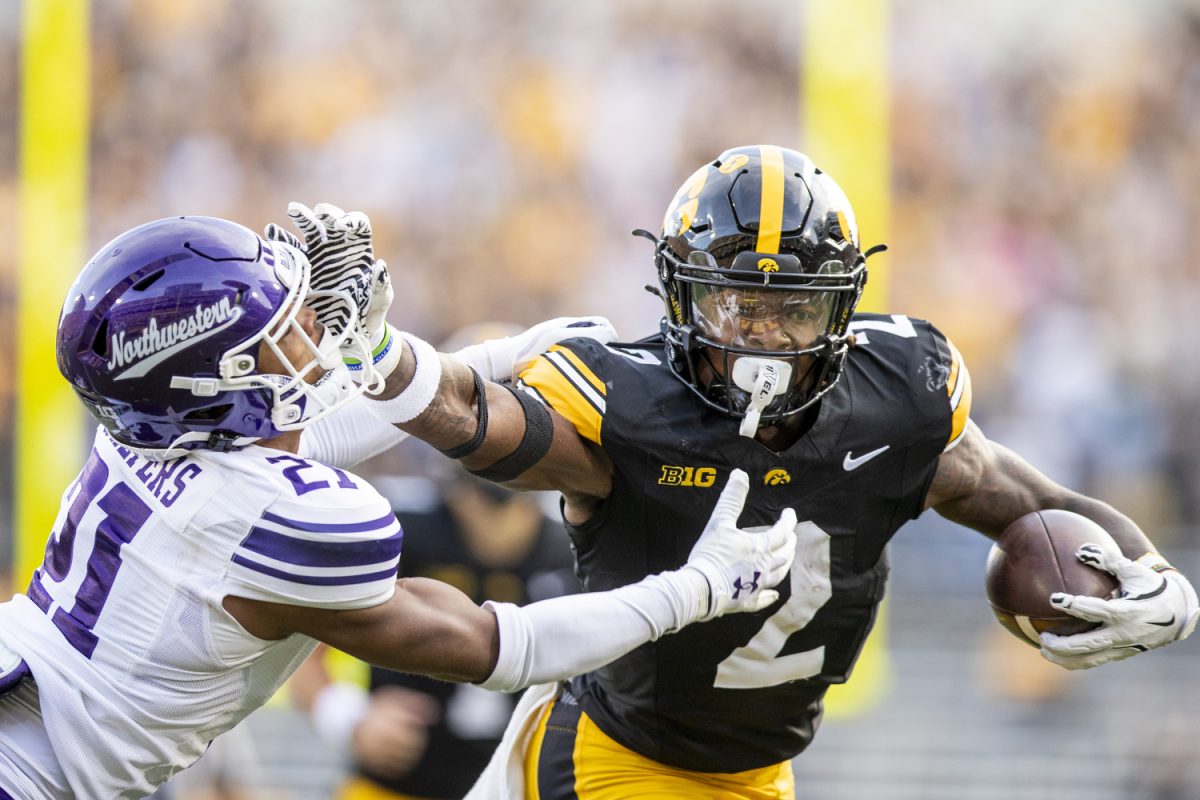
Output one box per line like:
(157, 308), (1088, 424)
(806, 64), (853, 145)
(731, 357), (793, 438)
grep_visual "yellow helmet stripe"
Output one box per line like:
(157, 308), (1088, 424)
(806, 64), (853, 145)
(756, 145), (786, 254)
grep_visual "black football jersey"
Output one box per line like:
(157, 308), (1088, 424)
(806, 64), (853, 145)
(517, 312), (972, 772)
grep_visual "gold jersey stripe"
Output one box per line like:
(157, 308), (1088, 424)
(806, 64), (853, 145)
(945, 341), (973, 449)
(549, 344), (606, 395)
(945, 343), (961, 399)
(756, 145), (785, 254)
(519, 349), (604, 445)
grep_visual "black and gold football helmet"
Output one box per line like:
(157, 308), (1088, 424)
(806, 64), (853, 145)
(640, 145), (881, 434)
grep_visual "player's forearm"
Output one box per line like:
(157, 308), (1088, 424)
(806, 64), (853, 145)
(479, 568), (711, 693)
(365, 337), (613, 498)
(933, 426), (1157, 556)
(366, 338), (511, 458)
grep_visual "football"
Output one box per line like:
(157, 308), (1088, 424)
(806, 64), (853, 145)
(985, 509), (1120, 647)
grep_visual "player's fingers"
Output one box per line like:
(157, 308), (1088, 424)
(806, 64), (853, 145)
(314, 202), (348, 225)
(337, 210), (372, 236)
(287, 202), (327, 245)
(747, 590), (779, 612)
(763, 511), (797, 552)
(710, 469), (749, 526)
(263, 223), (304, 251)
(1040, 646), (1107, 670)
(1049, 592), (1116, 623)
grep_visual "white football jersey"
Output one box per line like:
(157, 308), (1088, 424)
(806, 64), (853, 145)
(0, 428), (403, 799)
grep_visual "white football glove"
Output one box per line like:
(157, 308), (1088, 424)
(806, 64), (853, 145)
(684, 469), (798, 621)
(448, 315), (618, 384)
(1039, 543), (1200, 670)
(265, 203), (398, 387)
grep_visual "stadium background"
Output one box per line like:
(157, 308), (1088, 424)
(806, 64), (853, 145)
(4, 0), (1200, 797)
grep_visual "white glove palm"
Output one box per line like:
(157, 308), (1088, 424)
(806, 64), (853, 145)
(1040, 543), (1200, 670)
(685, 469), (798, 621)
(265, 203), (397, 387)
(449, 316), (618, 384)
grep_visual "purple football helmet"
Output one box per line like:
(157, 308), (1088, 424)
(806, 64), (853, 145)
(57, 216), (364, 457)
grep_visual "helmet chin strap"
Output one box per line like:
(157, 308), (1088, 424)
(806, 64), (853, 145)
(731, 357), (794, 438)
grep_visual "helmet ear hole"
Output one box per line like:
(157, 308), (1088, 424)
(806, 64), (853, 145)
(183, 404), (233, 424)
(90, 318), (110, 358)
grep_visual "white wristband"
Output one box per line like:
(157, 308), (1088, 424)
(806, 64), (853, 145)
(310, 682), (369, 749)
(363, 331), (443, 424)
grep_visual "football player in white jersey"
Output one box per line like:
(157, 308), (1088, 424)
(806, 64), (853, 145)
(0, 214), (799, 799)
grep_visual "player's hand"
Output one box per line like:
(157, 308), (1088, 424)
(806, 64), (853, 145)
(350, 686), (440, 779)
(1040, 544), (1200, 669)
(265, 202), (376, 335)
(685, 469), (797, 621)
(448, 316), (618, 384)
(266, 202), (398, 387)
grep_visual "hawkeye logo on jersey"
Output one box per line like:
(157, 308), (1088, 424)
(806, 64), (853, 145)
(658, 465), (717, 488)
(757, 258), (780, 273)
(764, 468), (791, 486)
(108, 298), (243, 381)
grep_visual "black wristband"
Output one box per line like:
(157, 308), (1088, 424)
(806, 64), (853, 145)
(439, 368), (489, 460)
(468, 386), (554, 482)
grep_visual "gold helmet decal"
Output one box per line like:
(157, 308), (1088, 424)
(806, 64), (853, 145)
(757, 258), (780, 273)
(663, 166), (709, 236)
(718, 153), (750, 174)
(764, 468), (792, 486)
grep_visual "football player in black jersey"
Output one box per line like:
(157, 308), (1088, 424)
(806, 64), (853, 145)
(301, 146), (1199, 799)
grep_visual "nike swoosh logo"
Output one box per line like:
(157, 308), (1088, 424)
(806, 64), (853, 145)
(843, 445), (890, 471)
(1149, 616), (1176, 627)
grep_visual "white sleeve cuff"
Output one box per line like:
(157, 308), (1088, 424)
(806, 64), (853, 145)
(478, 569), (709, 693)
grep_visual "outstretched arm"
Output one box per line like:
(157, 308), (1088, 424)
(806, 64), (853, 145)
(225, 470), (797, 690)
(370, 336), (614, 522)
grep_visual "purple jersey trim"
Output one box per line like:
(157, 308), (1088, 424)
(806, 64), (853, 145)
(230, 554), (399, 586)
(239, 524), (403, 568)
(260, 509), (397, 534)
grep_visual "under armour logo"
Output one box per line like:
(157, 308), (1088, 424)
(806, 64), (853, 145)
(732, 571), (762, 599)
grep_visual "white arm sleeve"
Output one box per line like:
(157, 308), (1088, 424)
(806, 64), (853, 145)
(299, 395), (409, 468)
(479, 567), (709, 692)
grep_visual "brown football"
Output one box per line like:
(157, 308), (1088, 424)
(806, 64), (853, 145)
(985, 509), (1120, 647)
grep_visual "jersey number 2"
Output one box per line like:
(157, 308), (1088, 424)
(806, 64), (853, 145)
(28, 454), (152, 659)
(713, 521), (833, 689)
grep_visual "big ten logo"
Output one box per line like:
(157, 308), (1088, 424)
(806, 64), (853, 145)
(658, 465), (718, 488)
(763, 468), (791, 486)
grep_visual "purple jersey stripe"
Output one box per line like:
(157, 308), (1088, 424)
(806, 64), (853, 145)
(240, 525), (403, 568)
(231, 554), (399, 586)
(260, 510), (397, 534)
